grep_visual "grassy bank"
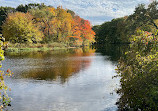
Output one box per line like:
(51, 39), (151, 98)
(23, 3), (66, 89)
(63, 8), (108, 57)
(5, 42), (76, 52)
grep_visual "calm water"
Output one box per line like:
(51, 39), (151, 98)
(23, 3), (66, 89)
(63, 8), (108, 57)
(3, 47), (120, 111)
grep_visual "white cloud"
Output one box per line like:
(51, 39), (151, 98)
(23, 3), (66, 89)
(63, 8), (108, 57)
(0, 0), (151, 25)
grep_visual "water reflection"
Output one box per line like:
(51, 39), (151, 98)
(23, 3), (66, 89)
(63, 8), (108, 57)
(95, 44), (129, 62)
(5, 48), (95, 83)
(3, 47), (119, 111)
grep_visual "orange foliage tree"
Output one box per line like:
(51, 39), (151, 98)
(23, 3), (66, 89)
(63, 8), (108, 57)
(2, 4), (95, 46)
(81, 20), (95, 45)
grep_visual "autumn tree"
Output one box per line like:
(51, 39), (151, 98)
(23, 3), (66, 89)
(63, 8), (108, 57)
(53, 6), (73, 42)
(2, 12), (44, 43)
(68, 16), (83, 46)
(81, 20), (95, 45)
(1, 4), (95, 46)
(0, 38), (12, 110)
(68, 15), (95, 46)
(29, 7), (55, 42)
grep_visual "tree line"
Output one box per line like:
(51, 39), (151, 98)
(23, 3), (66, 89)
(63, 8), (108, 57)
(92, 1), (158, 110)
(0, 3), (95, 46)
(93, 1), (158, 44)
(112, 1), (158, 110)
(116, 30), (158, 111)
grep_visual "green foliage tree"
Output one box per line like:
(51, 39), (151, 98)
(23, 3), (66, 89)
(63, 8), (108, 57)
(16, 3), (46, 13)
(116, 30), (158, 110)
(127, 1), (158, 32)
(93, 1), (158, 45)
(0, 6), (15, 33)
(93, 17), (129, 44)
(67, 9), (75, 18)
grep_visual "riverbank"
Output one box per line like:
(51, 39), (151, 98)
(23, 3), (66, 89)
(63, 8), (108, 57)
(5, 42), (78, 52)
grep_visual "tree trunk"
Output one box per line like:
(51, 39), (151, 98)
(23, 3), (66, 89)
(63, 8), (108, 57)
(151, 20), (158, 29)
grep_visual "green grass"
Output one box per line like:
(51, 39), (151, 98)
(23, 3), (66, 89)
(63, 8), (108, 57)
(5, 42), (70, 52)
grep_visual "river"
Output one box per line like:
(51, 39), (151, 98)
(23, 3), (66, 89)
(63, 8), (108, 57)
(2, 46), (121, 111)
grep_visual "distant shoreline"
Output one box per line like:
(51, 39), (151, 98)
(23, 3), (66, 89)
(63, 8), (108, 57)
(5, 42), (87, 52)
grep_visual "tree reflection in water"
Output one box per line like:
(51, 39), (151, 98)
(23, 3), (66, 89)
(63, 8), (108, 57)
(5, 48), (95, 84)
(95, 44), (129, 62)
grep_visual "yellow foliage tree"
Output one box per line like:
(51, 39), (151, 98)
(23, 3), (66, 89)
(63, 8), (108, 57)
(29, 7), (55, 42)
(2, 12), (44, 43)
(51, 6), (73, 42)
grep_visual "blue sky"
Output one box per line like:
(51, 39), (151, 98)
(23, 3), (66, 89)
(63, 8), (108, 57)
(0, 0), (153, 25)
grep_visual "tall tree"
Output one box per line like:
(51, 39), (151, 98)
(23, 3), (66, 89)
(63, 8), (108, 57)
(54, 6), (73, 42)
(81, 20), (95, 45)
(128, 1), (158, 30)
(0, 6), (15, 33)
(29, 7), (55, 41)
(16, 3), (46, 13)
(2, 12), (44, 43)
